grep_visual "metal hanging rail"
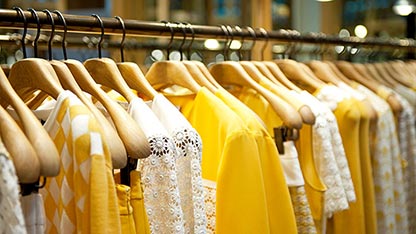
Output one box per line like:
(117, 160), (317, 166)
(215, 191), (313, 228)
(0, 8), (415, 49)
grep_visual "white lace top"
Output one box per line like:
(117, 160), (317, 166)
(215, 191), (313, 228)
(128, 97), (185, 234)
(356, 85), (408, 234)
(149, 94), (207, 234)
(294, 90), (352, 217)
(0, 140), (27, 234)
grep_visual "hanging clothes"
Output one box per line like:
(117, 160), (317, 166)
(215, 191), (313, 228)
(0, 139), (27, 234)
(36, 91), (121, 233)
(167, 87), (274, 234)
(149, 94), (207, 234)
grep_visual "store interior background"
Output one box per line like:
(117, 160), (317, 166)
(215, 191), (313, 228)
(0, 0), (413, 67)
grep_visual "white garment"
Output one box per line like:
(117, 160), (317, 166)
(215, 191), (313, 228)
(279, 141), (305, 187)
(295, 90), (353, 217)
(0, 141), (27, 234)
(128, 97), (185, 234)
(149, 94), (207, 234)
(20, 193), (45, 234)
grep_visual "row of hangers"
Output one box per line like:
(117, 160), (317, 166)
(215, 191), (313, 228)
(1, 8), (415, 186)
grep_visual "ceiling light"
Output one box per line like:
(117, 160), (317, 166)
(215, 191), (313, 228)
(354, 25), (368, 38)
(393, 0), (414, 16)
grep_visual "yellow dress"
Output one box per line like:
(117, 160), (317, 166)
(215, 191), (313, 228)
(167, 87), (270, 234)
(40, 91), (121, 233)
(215, 88), (298, 234)
(355, 99), (378, 234)
(324, 98), (365, 234)
(231, 86), (322, 233)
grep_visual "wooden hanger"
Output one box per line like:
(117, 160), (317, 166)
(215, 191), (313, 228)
(209, 61), (303, 129)
(262, 61), (302, 92)
(389, 61), (416, 88)
(335, 61), (403, 114)
(183, 61), (218, 93)
(194, 61), (223, 89)
(118, 62), (159, 99)
(324, 61), (355, 85)
(0, 105), (40, 183)
(306, 60), (342, 85)
(372, 63), (399, 88)
(65, 59), (150, 159)
(50, 60), (128, 169)
(240, 61), (315, 125)
(146, 60), (202, 93)
(0, 67), (60, 177)
(275, 59), (324, 93)
(41, 10), (128, 168)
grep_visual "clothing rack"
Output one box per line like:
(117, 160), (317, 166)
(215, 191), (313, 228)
(0, 8), (415, 50)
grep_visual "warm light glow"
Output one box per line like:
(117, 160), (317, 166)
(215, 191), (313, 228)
(393, 0), (414, 16)
(316, 0), (333, 2)
(354, 25), (368, 38)
(204, 39), (220, 50)
(339, 29), (350, 38)
(230, 40), (242, 50)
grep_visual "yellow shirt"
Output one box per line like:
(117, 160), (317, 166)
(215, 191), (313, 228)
(40, 91), (121, 234)
(167, 87), (270, 233)
(215, 88), (297, 234)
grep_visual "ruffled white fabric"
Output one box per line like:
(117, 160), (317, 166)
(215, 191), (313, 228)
(150, 94), (207, 234)
(128, 97), (185, 234)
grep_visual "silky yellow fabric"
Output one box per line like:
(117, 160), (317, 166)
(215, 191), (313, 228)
(130, 171), (150, 234)
(232, 86), (327, 233)
(215, 88), (298, 234)
(116, 184), (136, 234)
(355, 100), (377, 234)
(325, 98), (365, 234)
(236, 85), (327, 231)
(114, 171), (150, 234)
(167, 88), (270, 233)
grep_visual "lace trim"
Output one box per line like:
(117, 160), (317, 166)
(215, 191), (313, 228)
(203, 179), (216, 234)
(139, 135), (185, 234)
(171, 127), (207, 234)
(312, 111), (349, 217)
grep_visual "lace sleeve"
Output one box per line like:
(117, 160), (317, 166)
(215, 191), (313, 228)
(324, 111), (356, 203)
(312, 113), (349, 217)
(138, 135), (185, 234)
(172, 128), (207, 234)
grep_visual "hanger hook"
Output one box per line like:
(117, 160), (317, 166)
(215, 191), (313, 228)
(114, 16), (126, 62)
(258, 27), (269, 61)
(184, 22), (195, 60)
(161, 21), (174, 61)
(246, 26), (257, 60)
(53, 10), (67, 60)
(91, 14), (104, 59)
(174, 22), (187, 61)
(42, 9), (55, 61)
(13, 7), (27, 59)
(234, 26), (245, 60)
(219, 25), (230, 60)
(226, 25), (234, 54)
(27, 8), (41, 58)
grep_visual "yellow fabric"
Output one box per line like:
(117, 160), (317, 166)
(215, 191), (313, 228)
(289, 186), (318, 234)
(355, 100), (377, 234)
(235, 86), (326, 230)
(116, 184), (136, 234)
(232, 86), (327, 232)
(325, 98), (365, 234)
(130, 171), (150, 234)
(166, 87), (270, 233)
(41, 94), (121, 234)
(215, 88), (298, 234)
